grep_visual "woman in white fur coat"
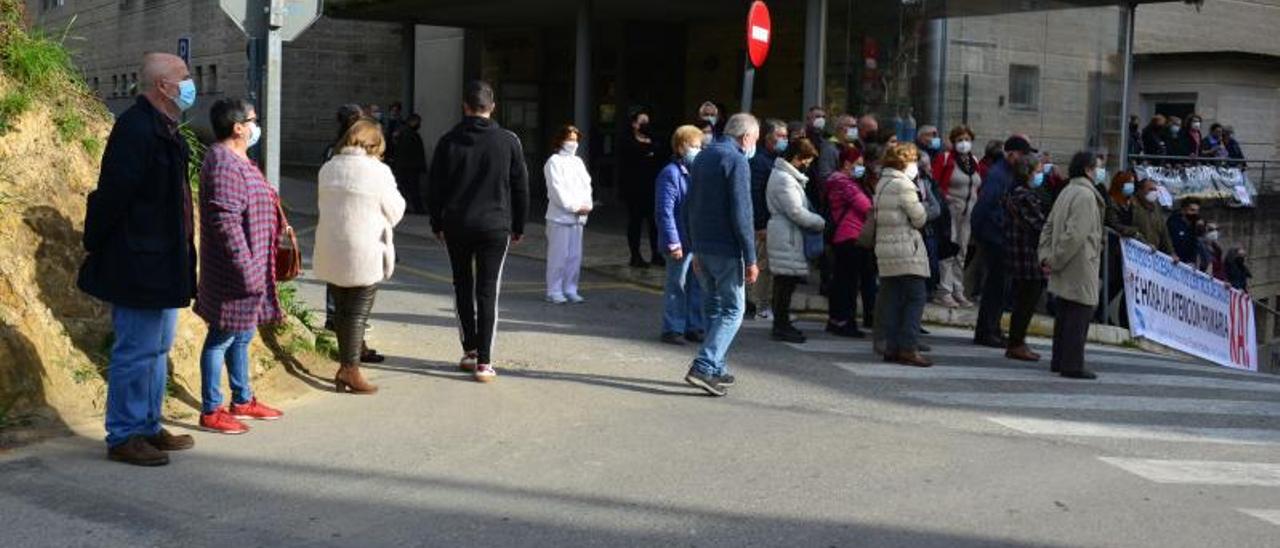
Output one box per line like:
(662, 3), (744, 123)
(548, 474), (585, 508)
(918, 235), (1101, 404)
(543, 125), (593, 304)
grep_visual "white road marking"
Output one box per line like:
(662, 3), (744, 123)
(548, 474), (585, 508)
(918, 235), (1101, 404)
(987, 416), (1280, 445)
(835, 364), (1280, 394)
(905, 392), (1280, 416)
(1098, 458), (1280, 486)
(1239, 509), (1280, 527)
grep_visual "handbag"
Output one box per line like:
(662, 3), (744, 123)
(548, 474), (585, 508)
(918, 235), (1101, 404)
(803, 229), (825, 260)
(855, 213), (876, 249)
(274, 198), (302, 282)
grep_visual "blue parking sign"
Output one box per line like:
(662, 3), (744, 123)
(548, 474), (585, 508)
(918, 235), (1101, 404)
(177, 37), (191, 67)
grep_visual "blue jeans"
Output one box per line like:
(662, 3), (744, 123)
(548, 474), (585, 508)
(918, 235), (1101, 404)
(662, 253), (705, 335)
(200, 327), (256, 414)
(691, 254), (746, 377)
(105, 306), (179, 448)
(880, 275), (927, 354)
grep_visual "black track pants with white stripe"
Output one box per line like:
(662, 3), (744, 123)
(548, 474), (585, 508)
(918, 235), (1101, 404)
(445, 229), (511, 365)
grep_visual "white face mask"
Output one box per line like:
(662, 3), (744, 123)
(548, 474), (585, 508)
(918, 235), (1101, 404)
(1144, 190), (1160, 203)
(903, 163), (920, 181)
(812, 117), (826, 131)
(563, 141), (579, 156)
(1207, 231), (1220, 242)
(845, 127), (859, 141)
(955, 140), (972, 154)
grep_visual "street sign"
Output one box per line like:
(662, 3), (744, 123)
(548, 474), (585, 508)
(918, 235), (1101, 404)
(746, 1), (771, 69)
(177, 37), (191, 67)
(220, 0), (323, 42)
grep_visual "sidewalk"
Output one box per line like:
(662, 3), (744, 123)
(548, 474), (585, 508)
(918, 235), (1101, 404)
(279, 175), (1135, 348)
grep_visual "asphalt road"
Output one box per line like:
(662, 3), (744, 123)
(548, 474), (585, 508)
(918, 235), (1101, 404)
(3, 219), (1280, 547)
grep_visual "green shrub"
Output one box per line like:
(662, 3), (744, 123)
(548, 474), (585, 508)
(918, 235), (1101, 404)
(52, 109), (84, 143)
(0, 89), (30, 133)
(1, 23), (79, 93)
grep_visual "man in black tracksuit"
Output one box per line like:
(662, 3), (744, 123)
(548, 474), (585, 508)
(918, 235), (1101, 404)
(427, 80), (530, 382)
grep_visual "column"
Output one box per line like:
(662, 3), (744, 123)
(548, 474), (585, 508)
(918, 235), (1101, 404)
(574, 0), (593, 159)
(801, 0), (827, 116)
(1118, 1), (1136, 170)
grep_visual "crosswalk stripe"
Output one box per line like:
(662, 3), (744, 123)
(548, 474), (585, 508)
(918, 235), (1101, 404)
(835, 364), (1280, 394)
(987, 416), (1280, 445)
(905, 392), (1280, 416)
(1239, 509), (1280, 526)
(1098, 458), (1280, 486)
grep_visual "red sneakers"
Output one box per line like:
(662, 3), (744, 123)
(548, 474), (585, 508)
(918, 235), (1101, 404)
(231, 398), (284, 421)
(200, 408), (249, 435)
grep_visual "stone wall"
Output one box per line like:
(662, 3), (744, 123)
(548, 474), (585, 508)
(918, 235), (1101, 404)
(1136, 0), (1280, 58)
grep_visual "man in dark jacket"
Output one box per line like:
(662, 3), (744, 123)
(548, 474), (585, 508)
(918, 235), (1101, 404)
(970, 135), (1036, 347)
(392, 113), (427, 214)
(747, 118), (786, 320)
(78, 53), (197, 466)
(683, 113), (760, 397)
(1167, 197), (1202, 264)
(427, 80), (529, 383)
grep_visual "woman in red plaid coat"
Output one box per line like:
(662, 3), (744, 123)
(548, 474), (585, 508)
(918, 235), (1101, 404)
(195, 98), (285, 435)
(1002, 154), (1049, 363)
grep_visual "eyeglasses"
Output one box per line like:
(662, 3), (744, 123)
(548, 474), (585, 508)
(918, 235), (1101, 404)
(243, 117), (258, 124)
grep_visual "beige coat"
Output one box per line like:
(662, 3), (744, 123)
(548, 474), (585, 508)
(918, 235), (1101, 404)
(1039, 177), (1104, 306)
(873, 167), (929, 278)
(766, 158), (826, 276)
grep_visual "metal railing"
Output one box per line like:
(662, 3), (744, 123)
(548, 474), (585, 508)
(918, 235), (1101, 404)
(1127, 154), (1279, 194)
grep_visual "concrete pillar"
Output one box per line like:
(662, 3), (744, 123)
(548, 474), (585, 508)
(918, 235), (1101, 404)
(801, 0), (826, 116)
(574, 0), (593, 160)
(1118, 1), (1136, 170)
(922, 19), (947, 127)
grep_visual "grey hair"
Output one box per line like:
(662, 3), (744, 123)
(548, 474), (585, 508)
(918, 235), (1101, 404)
(763, 118), (786, 136)
(723, 113), (760, 139)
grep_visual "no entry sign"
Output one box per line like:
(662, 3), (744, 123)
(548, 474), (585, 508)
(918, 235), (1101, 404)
(746, 1), (772, 68)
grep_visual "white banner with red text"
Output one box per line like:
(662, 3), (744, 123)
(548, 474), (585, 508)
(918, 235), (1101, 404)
(1121, 237), (1257, 372)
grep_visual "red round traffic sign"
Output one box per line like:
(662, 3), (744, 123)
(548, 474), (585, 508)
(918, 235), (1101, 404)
(746, 1), (772, 69)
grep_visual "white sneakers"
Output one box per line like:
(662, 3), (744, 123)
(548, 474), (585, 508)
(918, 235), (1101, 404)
(547, 293), (585, 304)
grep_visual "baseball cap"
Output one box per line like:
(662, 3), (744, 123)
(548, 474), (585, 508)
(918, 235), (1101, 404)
(1003, 135), (1038, 154)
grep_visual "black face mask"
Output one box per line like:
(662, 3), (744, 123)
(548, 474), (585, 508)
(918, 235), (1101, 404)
(637, 123), (652, 137)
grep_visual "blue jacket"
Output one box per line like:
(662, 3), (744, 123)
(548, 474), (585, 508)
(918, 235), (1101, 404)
(1167, 213), (1200, 263)
(748, 150), (777, 230)
(655, 161), (691, 251)
(685, 140), (758, 265)
(970, 157), (1013, 247)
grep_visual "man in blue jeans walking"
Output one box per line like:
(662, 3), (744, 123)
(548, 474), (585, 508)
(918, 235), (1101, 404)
(78, 53), (199, 466)
(683, 113), (761, 397)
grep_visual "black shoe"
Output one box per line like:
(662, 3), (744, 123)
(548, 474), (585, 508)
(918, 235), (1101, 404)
(629, 256), (649, 268)
(1060, 369), (1098, 380)
(685, 368), (727, 397)
(324, 319), (335, 332)
(661, 332), (686, 345)
(826, 322), (866, 338)
(360, 345), (386, 364)
(973, 335), (1005, 348)
(771, 328), (806, 343)
(684, 330), (705, 343)
(745, 302), (758, 319)
(919, 327), (931, 335)
(651, 255), (666, 267)
(918, 343), (932, 352)
(716, 374), (736, 387)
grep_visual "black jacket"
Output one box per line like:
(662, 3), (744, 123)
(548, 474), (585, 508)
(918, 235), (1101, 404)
(393, 128), (427, 173)
(78, 96), (196, 309)
(427, 116), (529, 235)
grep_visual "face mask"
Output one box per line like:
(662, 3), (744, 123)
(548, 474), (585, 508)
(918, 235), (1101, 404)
(744, 145), (756, 160)
(247, 122), (261, 148)
(703, 116), (717, 127)
(684, 147), (701, 165)
(928, 137), (942, 151)
(1192, 122), (1202, 130)
(1186, 213), (1199, 224)
(775, 138), (789, 154)
(955, 140), (972, 154)
(903, 163), (919, 180)
(701, 134), (712, 147)
(373, 112), (383, 121)
(1042, 163), (1054, 174)
(845, 127), (859, 141)
(853, 165), (866, 179)
(1170, 125), (1180, 135)
(1095, 167), (1107, 182)
(563, 141), (579, 156)
(1144, 190), (1159, 203)
(812, 117), (826, 131)
(1031, 172), (1045, 188)
(172, 78), (197, 112)
(637, 122), (652, 136)
(1122, 182), (1135, 197)
(1207, 231), (1220, 242)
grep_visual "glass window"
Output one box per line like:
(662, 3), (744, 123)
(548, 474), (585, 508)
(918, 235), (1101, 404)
(1008, 64), (1039, 110)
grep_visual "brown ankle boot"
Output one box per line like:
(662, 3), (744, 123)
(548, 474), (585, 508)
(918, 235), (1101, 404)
(896, 351), (934, 368)
(1005, 345), (1041, 362)
(334, 363), (379, 395)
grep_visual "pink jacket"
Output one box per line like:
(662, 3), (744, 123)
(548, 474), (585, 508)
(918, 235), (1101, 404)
(825, 170), (873, 245)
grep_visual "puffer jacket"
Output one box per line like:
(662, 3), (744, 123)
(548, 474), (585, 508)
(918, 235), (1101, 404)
(766, 158), (826, 276)
(873, 167), (929, 278)
(1039, 177), (1104, 306)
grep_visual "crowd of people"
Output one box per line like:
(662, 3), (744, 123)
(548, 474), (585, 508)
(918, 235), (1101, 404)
(1130, 113), (1245, 162)
(81, 51), (1256, 465)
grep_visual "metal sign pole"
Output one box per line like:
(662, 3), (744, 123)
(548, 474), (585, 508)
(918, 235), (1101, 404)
(741, 62), (755, 114)
(264, 0), (283, 190)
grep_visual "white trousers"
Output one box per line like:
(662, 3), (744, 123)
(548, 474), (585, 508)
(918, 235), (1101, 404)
(546, 222), (584, 298)
(937, 201), (972, 298)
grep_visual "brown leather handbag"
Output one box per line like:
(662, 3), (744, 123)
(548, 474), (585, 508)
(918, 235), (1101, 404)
(274, 199), (302, 282)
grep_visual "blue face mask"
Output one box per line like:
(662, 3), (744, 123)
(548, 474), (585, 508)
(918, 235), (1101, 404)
(775, 138), (789, 154)
(744, 146), (756, 160)
(247, 122), (261, 148)
(683, 147), (701, 166)
(1095, 167), (1107, 183)
(1031, 172), (1045, 188)
(853, 165), (866, 179)
(173, 78), (197, 112)
(1122, 181), (1135, 196)
(928, 136), (942, 151)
